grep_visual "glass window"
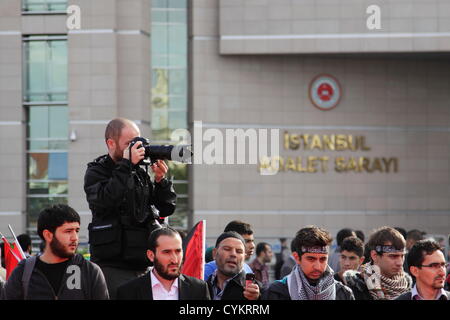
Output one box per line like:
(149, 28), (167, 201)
(152, 25), (168, 55)
(168, 0), (186, 9)
(25, 39), (67, 102)
(151, 0), (188, 228)
(168, 110), (187, 130)
(28, 106), (68, 150)
(168, 69), (186, 95)
(168, 25), (187, 55)
(168, 10), (187, 24)
(22, 0), (67, 12)
(28, 152), (68, 180)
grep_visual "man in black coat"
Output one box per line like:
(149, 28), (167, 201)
(84, 118), (177, 299)
(117, 227), (210, 300)
(396, 240), (450, 300)
(206, 232), (261, 300)
(264, 226), (354, 300)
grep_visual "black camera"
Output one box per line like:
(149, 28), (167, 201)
(129, 137), (192, 165)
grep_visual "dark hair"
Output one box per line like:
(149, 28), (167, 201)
(293, 226), (332, 257)
(355, 230), (365, 242)
(290, 238), (297, 253)
(406, 229), (425, 241)
(147, 227), (180, 253)
(336, 228), (355, 247)
(223, 220), (253, 236)
(407, 240), (443, 277)
(256, 242), (270, 256)
(104, 117), (135, 142)
(367, 226), (406, 256)
(394, 227), (407, 240)
(17, 234), (32, 253)
(215, 231), (246, 248)
(37, 204), (80, 240)
(340, 236), (364, 257)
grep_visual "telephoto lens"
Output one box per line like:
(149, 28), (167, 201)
(130, 137), (192, 164)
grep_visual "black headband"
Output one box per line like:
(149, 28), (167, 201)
(300, 246), (329, 254)
(375, 245), (405, 254)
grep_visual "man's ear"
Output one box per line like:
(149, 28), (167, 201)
(370, 250), (379, 264)
(212, 248), (217, 260)
(147, 250), (155, 263)
(359, 256), (365, 265)
(409, 266), (419, 278)
(106, 138), (115, 150)
(42, 229), (53, 244)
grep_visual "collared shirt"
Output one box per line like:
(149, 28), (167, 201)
(210, 270), (240, 300)
(150, 269), (179, 300)
(411, 284), (448, 300)
(249, 258), (269, 287)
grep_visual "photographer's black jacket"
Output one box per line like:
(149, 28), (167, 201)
(84, 154), (176, 271)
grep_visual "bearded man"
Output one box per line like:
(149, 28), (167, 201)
(4, 204), (109, 300)
(117, 227), (210, 300)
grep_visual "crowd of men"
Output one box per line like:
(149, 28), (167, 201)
(0, 205), (449, 301)
(0, 118), (449, 300)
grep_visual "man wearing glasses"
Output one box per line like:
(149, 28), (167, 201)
(396, 240), (450, 300)
(344, 226), (412, 300)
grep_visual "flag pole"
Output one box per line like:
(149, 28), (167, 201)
(202, 220), (206, 277)
(8, 224), (26, 259)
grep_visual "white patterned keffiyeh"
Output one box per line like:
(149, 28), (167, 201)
(287, 264), (336, 300)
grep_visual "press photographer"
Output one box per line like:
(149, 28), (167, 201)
(84, 118), (177, 299)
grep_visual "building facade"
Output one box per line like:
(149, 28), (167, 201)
(1, 0), (449, 251)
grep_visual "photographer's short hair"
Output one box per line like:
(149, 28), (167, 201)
(104, 118), (135, 142)
(256, 242), (270, 257)
(340, 236), (364, 257)
(37, 204), (80, 240)
(367, 226), (406, 256)
(293, 226), (332, 258)
(407, 240), (442, 277)
(147, 227), (180, 253)
(223, 220), (253, 236)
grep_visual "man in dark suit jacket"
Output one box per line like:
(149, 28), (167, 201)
(206, 232), (261, 300)
(396, 240), (449, 300)
(117, 227), (210, 300)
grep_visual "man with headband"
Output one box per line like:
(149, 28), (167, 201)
(264, 226), (354, 300)
(344, 226), (412, 300)
(206, 231), (261, 300)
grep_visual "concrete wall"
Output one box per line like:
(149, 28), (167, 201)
(219, 0), (450, 54)
(191, 0), (450, 244)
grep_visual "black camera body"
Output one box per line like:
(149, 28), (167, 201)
(129, 137), (192, 165)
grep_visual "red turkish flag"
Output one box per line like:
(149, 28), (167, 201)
(2, 237), (24, 280)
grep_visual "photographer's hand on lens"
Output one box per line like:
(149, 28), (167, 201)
(151, 159), (168, 183)
(123, 140), (145, 165)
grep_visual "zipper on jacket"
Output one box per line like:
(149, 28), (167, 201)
(33, 268), (58, 300)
